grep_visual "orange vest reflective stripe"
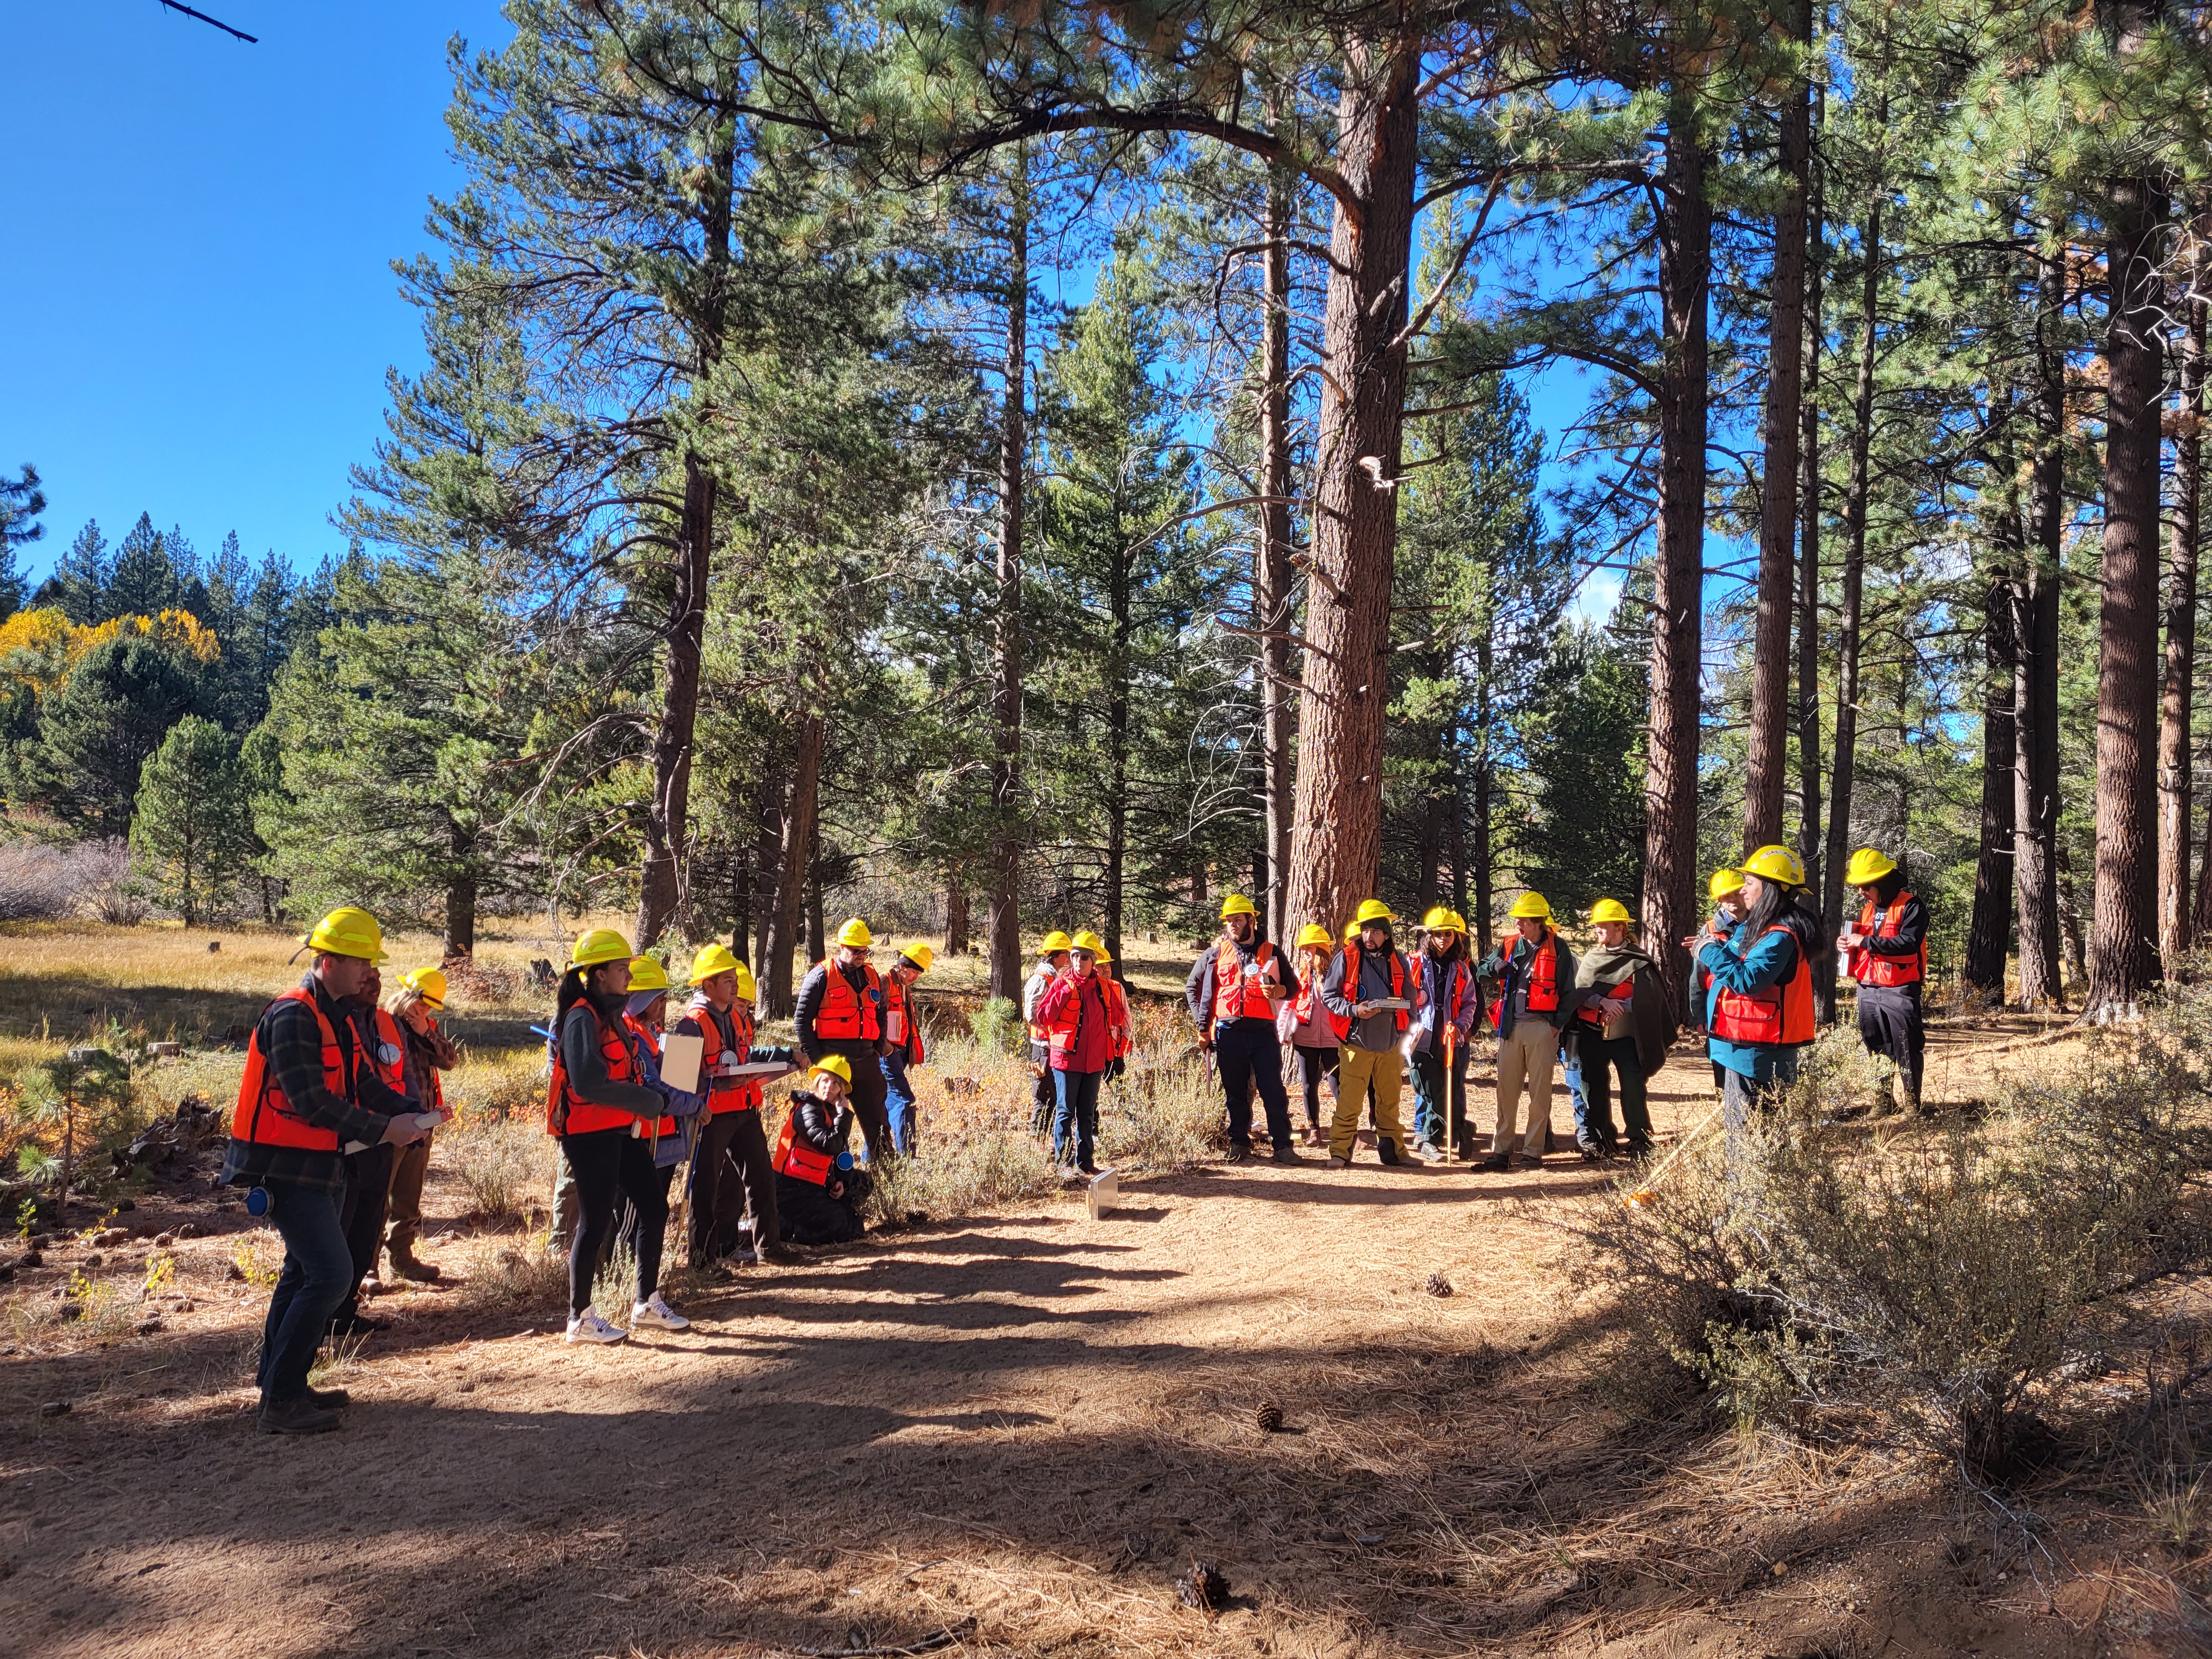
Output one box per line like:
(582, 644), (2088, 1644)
(1045, 971), (1108, 1058)
(771, 1107), (836, 1185)
(545, 1007), (644, 1137)
(231, 987), (348, 1152)
(622, 1013), (678, 1138)
(1850, 893), (1924, 988)
(1342, 942), (1409, 1035)
(691, 997), (761, 1115)
(1712, 924), (1816, 1046)
(884, 977), (927, 1063)
(813, 962), (881, 1042)
(1213, 938), (1280, 1025)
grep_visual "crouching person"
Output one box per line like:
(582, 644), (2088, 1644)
(773, 1056), (870, 1246)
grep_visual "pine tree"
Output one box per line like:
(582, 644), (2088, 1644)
(38, 632), (213, 838)
(105, 514), (187, 620)
(39, 521), (109, 624)
(0, 464), (43, 620)
(131, 715), (253, 925)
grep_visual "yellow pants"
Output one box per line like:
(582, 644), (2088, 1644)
(1494, 1020), (1557, 1160)
(1329, 1045), (1407, 1159)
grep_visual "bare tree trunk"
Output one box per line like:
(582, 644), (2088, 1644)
(1822, 196), (1881, 961)
(987, 148), (1030, 1002)
(2087, 164), (2168, 1018)
(945, 875), (969, 956)
(805, 820), (826, 965)
(2016, 253), (2068, 1008)
(1799, 122), (1832, 1022)
(444, 875), (478, 962)
(1285, 32), (1420, 932)
(1257, 159), (1297, 946)
(1641, 105), (1711, 1004)
(761, 714), (821, 1018)
(1472, 639), (1495, 957)
(1105, 474), (1133, 963)
(636, 449), (713, 948)
(2162, 222), (2206, 968)
(2059, 842), (2089, 992)
(1744, 0), (1811, 852)
(1964, 530), (2020, 994)
(1448, 741), (1469, 918)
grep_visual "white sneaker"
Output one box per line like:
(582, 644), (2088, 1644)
(565, 1308), (626, 1345)
(630, 1293), (690, 1332)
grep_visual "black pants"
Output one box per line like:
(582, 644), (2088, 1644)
(689, 1108), (779, 1261)
(1856, 983), (1924, 1092)
(778, 1170), (868, 1245)
(825, 1041), (891, 1162)
(328, 1142), (394, 1328)
(1030, 1042), (1055, 1136)
(562, 1129), (669, 1317)
(1293, 1044), (1337, 1131)
(1578, 1034), (1651, 1149)
(1215, 1018), (1292, 1151)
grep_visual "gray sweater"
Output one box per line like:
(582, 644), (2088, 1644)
(1321, 942), (1416, 1052)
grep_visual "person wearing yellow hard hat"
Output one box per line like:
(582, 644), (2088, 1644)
(1185, 894), (1297, 1164)
(880, 942), (935, 1154)
(377, 967), (461, 1285)
(677, 944), (800, 1268)
(1564, 901), (1673, 1160)
(1687, 845), (1828, 1164)
(546, 928), (691, 1344)
(221, 907), (430, 1434)
(1279, 922), (1343, 1147)
(1037, 931), (1117, 1175)
(1317, 900), (1415, 1167)
(1023, 932), (1076, 1138)
(794, 918), (894, 1165)
(1090, 938), (1133, 1081)
(771, 1055), (870, 1245)
(1837, 847), (1927, 1115)
(321, 961), (419, 1339)
(1475, 893), (1577, 1173)
(1405, 908), (1479, 1161)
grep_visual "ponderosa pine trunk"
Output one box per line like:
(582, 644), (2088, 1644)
(945, 876), (969, 957)
(2163, 223), (2206, 966)
(636, 447), (714, 948)
(1641, 105), (1712, 1003)
(1472, 637), (1495, 957)
(1799, 123), (1832, 1021)
(987, 149), (1029, 1001)
(1964, 529), (2019, 994)
(761, 713), (821, 1018)
(1822, 196), (1881, 959)
(2086, 163), (2168, 1018)
(2016, 253), (2068, 1008)
(444, 872), (477, 961)
(1105, 460), (1133, 963)
(1257, 160), (1297, 945)
(1284, 32), (1421, 933)
(1744, 0), (1811, 853)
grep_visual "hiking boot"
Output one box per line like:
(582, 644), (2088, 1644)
(326, 1311), (389, 1337)
(1327, 1155), (1352, 1169)
(757, 1244), (804, 1266)
(1376, 1139), (1402, 1167)
(387, 1251), (440, 1284)
(259, 1396), (342, 1435)
(1477, 1154), (1511, 1173)
(1577, 1140), (1604, 1162)
(305, 1386), (350, 1409)
(1225, 1142), (1251, 1165)
(1270, 1145), (1300, 1165)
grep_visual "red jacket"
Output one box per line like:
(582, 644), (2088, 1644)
(1035, 971), (1114, 1073)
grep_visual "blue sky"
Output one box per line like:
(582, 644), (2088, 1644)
(3, 2), (513, 581)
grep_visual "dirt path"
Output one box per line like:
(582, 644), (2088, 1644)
(0, 1047), (2148, 1657)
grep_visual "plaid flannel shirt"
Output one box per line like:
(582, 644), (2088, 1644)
(220, 974), (411, 1194)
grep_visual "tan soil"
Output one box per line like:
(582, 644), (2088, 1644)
(0, 1041), (2193, 1658)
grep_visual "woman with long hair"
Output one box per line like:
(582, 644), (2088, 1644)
(1688, 846), (1828, 1168)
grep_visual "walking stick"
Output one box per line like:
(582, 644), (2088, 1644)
(1624, 1100), (1725, 1208)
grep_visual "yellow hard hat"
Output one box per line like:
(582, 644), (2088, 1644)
(1742, 844), (1807, 887)
(1844, 847), (1897, 886)
(1446, 909), (1469, 933)
(731, 962), (758, 1001)
(1071, 928), (1107, 954)
(836, 917), (873, 948)
(627, 955), (671, 993)
(1509, 892), (1552, 921)
(569, 927), (632, 969)
(1354, 899), (1395, 926)
(402, 966), (446, 1009)
(1219, 893), (1258, 920)
(1040, 931), (1074, 954)
(898, 942), (935, 972)
(1343, 922), (1359, 943)
(1590, 898), (1635, 926)
(1708, 868), (1745, 901)
(305, 906), (387, 963)
(688, 942), (740, 984)
(1422, 905), (1464, 933)
(1296, 922), (1335, 951)
(1093, 942), (1114, 963)
(811, 1054), (854, 1088)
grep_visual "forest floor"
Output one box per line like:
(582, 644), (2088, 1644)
(0, 932), (2204, 1658)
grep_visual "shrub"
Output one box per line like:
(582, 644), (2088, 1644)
(0, 836), (136, 922)
(969, 995), (1025, 1055)
(441, 1111), (544, 1221)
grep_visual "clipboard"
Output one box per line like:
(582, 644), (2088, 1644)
(729, 1060), (794, 1078)
(658, 1031), (705, 1094)
(1368, 997), (1411, 1011)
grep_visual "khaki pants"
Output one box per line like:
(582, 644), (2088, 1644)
(1494, 1020), (1558, 1161)
(382, 1133), (432, 1260)
(1329, 1045), (1407, 1160)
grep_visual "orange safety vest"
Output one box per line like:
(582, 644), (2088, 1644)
(1212, 938), (1280, 1026)
(1102, 977), (1130, 1060)
(690, 997), (761, 1116)
(1712, 924), (1816, 1046)
(231, 986), (349, 1152)
(1044, 970), (1109, 1060)
(545, 1006), (646, 1138)
(1488, 933), (1559, 1032)
(771, 1105), (836, 1185)
(813, 961), (881, 1042)
(1289, 955), (1349, 1042)
(1850, 893), (1924, 988)
(622, 1012), (679, 1139)
(364, 1006), (408, 1097)
(884, 975), (927, 1062)
(1342, 942), (1410, 1035)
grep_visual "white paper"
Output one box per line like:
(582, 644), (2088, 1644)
(727, 1060), (794, 1079)
(658, 1031), (705, 1094)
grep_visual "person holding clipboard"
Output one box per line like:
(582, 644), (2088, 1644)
(677, 945), (801, 1267)
(1319, 900), (1416, 1167)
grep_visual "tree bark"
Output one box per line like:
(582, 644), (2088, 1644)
(945, 874), (969, 957)
(1963, 529), (2019, 994)
(760, 713), (821, 1018)
(444, 874), (478, 961)
(1285, 31), (1420, 932)
(1105, 445), (1133, 964)
(2016, 253), (2068, 1008)
(1744, 0), (1811, 852)
(987, 147), (1030, 1002)
(635, 448), (713, 948)
(1257, 159), (1297, 945)
(1799, 117), (1832, 1021)
(1640, 103), (1712, 1004)
(2086, 164), (2168, 1017)
(1471, 635), (1494, 956)
(2162, 221), (2206, 967)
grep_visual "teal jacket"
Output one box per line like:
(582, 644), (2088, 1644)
(1698, 920), (1807, 1082)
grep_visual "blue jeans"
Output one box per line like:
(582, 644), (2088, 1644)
(255, 1181), (354, 1404)
(1052, 1067), (1102, 1171)
(881, 1051), (916, 1154)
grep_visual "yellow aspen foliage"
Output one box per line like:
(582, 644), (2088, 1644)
(0, 607), (220, 702)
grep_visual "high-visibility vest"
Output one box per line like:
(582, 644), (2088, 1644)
(1290, 954), (1349, 1042)
(813, 961), (881, 1042)
(545, 1006), (645, 1138)
(1420, 957), (1474, 1030)
(771, 1104), (836, 1185)
(1488, 933), (1560, 1032)
(884, 976), (927, 1062)
(1712, 924), (1816, 1046)
(622, 1013), (679, 1138)
(1341, 942), (1410, 1036)
(1024, 965), (1056, 1044)
(1850, 894), (1924, 988)
(1102, 977), (1130, 1059)
(1212, 938), (1280, 1025)
(231, 987), (348, 1152)
(362, 1006), (407, 1097)
(1044, 971), (1108, 1062)
(690, 997), (760, 1116)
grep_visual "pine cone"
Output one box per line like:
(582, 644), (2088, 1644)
(1425, 1271), (1453, 1297)
(1255, 1401), (1284, 1433)
(1177, 1558), (1230, 1613)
